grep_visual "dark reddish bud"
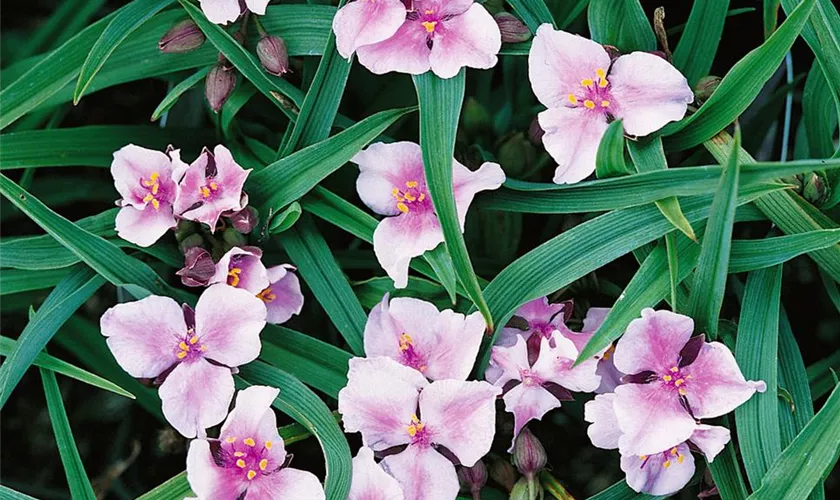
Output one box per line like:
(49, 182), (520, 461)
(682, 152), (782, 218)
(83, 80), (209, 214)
(176, 247), (216, 287)
(494, 12), (531, 43)
(489, 459), (518, 492)
(159, 20), (206, 54)
(257, 35), (290, 76)
(205, 63), (236, 112)
(227, 206), (259, 234)
(513, 428), (547, 480)
(528, 117), (544, 146)
(458, 460), (488, 497)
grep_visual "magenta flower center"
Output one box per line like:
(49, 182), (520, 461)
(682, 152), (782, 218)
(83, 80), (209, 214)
(392, 180), (430, 214)
(139, 171), (167, 210)
(531, 322), (555, 339)
(176, 328), (207, 362)
(406, 8), (453, 48)
(398, 333), (427, 373)
(567, 68), (613, 117)
(661, 365), (691, 395)
(217, 435), (278, 483)
(406, 414), (431, 446)
(198, 179), (221, 200)
(639, 446), (686, 470)
(519, 368), (544, 387)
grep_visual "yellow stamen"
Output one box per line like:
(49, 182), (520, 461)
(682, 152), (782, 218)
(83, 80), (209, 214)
(406, 181), (419, 188)
(403, 192), (416, 202)
(236, 459), (246, 468)
(424, 9), (434, 14)
(265, 441), (272, 449)
(227, 268), (242, 287)
(259, 459), (268, 471)
(584, 100), (596, 109)
(670, 447), (678, 456)
(244, 438), (256, 447)
(177, 351), (187, 359)
(179, 341), (189, 351)
(247, 470), (257, 480)
(595, 68), (606, 78)
(422, 21), (437, 33)
(257, 288), (277, 303)
(675, 378), (685, 387)
(189, 335), (199, 345)
(418, 193), (425, 201)
(568, 94), (578, 105)
(639, 455), (647, 460)
(678, 387), (687, 396)
(234, 451), (246, 457)
(581, 78), (594, 88)
(599, 77), (609, 88)
(142, 193), (154, 203)
(200, 345), (207, 352)
(151, 183), (160, 195)
(663, 374), (672, 382)
(670, 366), (679, 373)
(677, 454), (685, 464)
(399, 333), (414, 351)
(397, 202), (409, 214)
(210, 182), (218, 190)
(151, 198), (160, 210)
(142, 172), (160, 186)
(226, 437), (237, 443)
(200, 186), (211, 198)
(663, 460), (671, 468)
(600, 100), (610, 108)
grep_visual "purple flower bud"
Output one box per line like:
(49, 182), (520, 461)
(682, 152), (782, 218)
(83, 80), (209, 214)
(494, 12), (531, 44)
(528, 117), (544, 147)
(458, 460), (488, 497)
(205, 63), (236, 112)
(159, 20), (206, 54)
(176, 246), (216, 287)
(489, 459), (518, 492)
(227, 206), (259, 234)
(257, 35), (290, 76)
(513, 428), (547, 480)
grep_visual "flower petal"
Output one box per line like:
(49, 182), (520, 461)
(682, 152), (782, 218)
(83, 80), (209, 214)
(195, 284), (267, 368)
(332, 0), (407, 59)
(689, 424), (730, 462)
(515, 297), (566, 326)
(263, 265), (304, 325)
(534, 334), (601, 392)
(349, 447), (405, 500)
(356, 20), (432, 75)
(175, 146), (250, 230)
(419, 379), (500, 466)
(503, 383), (561, 444)
(528, 25), (612, 109)
(100, 295), (185, 378)
(609, 52), (694, 137)
(429, 4), (501, 79)
(114, 204), (176, 247)
(612, 308), (694, 376)
(246, 467), (326, 500)
(219, 385), (284, 459)
(244, 0), (269, 15)
(210, 247), (270, 294)
(354, 141), (425, 217)
(159, 359), (235, 438)
(111, 144), (174, 206)
(338, 357), (428, 451)
(373, 212), (444, 289)
(582, 307), (611, 333)
(538, 106), (608, 184)
(595, 354), (624, 394)
(488, 336), (530, 386)
(381, 445), (459, 500)
(683, 341), (766, 419)
(452, 160), (505, 229)
(584, 393), (621, 450)
(198, 0), (241, 25)
(621, 442), (695, 496)
(613, 382), (697, 456)
(423, 309), (485, 381)
(417, 0), (474, 16)
(186, 439), (246, 500)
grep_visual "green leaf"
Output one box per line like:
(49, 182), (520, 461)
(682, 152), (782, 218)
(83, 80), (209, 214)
(74, 0), (174, 103)
(424, 243), (460, 303)
(151, 67), (210, 122)
(0, 486), (38, 500)
(267, 202), (302, 235)
(808, 348), (840, 400)
(0, 268), (69, 295)
(802, 61), (839, 159)
(710, 441), (751, 500)
(671, 0), (732, 86)
(663, 0), (816, 151)
(414, 71), (493, 329)
(665, 232), (680, 311)
(729, 230), (840, 273)
(586, 479), (665, 500)
(765, 0), (782, 38)
(588, 0), (656, 52)
(595, 119), (629, 179)
(506, 0), (556, 32)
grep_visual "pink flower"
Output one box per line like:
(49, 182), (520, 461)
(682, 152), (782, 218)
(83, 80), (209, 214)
(174, 145), (250, 231)
(585, 393), (731, 496)
(259, 265), (304, 325)
(211, 247), (270, 294)
(334, 0), (501, 79)
(338, 357), (500, 500)
(199, 0), (270, 25)
(610, 309), (765, 456)
(100, 285), (267, 438)
(528, 26), (694, 184)
(353, 141), (504, 288)
(187, 385), (325, 499)
(110, 145), (186, 247)
(552, 305), (624, 394)
(348, 447), (404, 500)
(364, 295), (485, 380)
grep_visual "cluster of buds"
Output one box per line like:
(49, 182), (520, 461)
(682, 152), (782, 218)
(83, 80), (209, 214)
(458, 460), (488, 500)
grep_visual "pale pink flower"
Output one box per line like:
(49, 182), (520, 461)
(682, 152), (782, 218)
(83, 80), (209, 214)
(259, 265), (304, 325)
(353, 141), (504, 288)
(210, 247), (270, 294)
(528, 25), (694, 184)
(199, 0), (270, 25)
(348, 447), (405, 500)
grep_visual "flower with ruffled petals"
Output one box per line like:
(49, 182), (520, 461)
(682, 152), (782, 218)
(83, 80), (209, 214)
(335, 0), (501, 79)
(175, 146), (250, 231)
(528, 25), (694, 184)
(210, 247), (270, 293)
(199, 0), (270, 25)
(100, 285), (267, 438)
(610, 309), (765, 456)
(364, 295), (485, 380)
(259, 265), (305, 325)
(338, 357), (500, 500)
(111, 145), (187, 247)
(349, 447), (405, 500)
(187, 385), (325, 499)
(353, 141), (504, 288)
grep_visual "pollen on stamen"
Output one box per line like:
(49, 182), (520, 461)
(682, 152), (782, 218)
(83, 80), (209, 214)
(265, 441), (273, 449)
(581, 78), (594, 88)
(406, 181), (419, 188)
(662, 375), (672, 382)
(670, 366), (679, 373)
(259, 459), (268, 471)
(176, 351), (187, 359)
(200, 186), (211, 198)
(244, 438), (256, 447)
(418, 193), (425, 201)
(234, 451), (246, 457)
(421, 21), (437, 33)
(599, 78), (609, 88)
(247, 470), (257, 480)
(568, 94), (578, 105)
(179, 341), (189, 351)
(595, 68), (606, 78)
(236, 459), (246, 468)
(151, 199), (160, 210)
(397, 202), (409, 214)
(189, 335), (199, 345)
(226, 437), (237, 443)
(663, 460), (671, 468)
(600, 100), (610, 108)
(583, 100), (596, 109)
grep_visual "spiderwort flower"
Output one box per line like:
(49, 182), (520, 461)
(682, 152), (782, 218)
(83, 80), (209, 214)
(528, 25), (694, 184)
(211, 247), (270, 293)
(334, 0), (502, 79)
(175, 145), (250, 231)
(552, 305), (624, 394)
(348, 447), (405, 500)
(364, 295), (485, 380)
(353, 141), (504, 288)
(259, 264), (304, 325)
(338, 357), (500, 499)
(610, 309), (766, 456)
(100, 285), (267, 438)
(111, 145), (186, 247)
(199, 0), (270, 25)
(187, 385), (326, 499)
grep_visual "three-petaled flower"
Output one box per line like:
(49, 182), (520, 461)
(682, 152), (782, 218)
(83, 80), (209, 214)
(199, 0), (270, 25)
(348, 447), (405, 500)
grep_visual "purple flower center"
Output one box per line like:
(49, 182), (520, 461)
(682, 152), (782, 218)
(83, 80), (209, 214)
(531, 322), (555, 340)
(566, 68), (614, 118)
(392, 180), (431, 215)
(661, 365), (691, 396)
(406, 414), (431, 446)
(257, 286), (276, 303)
(406, 8), (454, 49)
(138, 171), (169, 210)
(519, 368), (544, 387)
(175, 327), (207, 362)
(639, 446), (686, 470)
(199, 179), (221, 201)
(215, 435), (279, 483)
(398, 333), (427, 373)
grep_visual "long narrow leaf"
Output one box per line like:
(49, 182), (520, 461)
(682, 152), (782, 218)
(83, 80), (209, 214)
(671, 0), (732, 85)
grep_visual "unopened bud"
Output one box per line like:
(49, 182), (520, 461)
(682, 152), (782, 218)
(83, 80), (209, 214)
(222, 227), (247, 248)
(694, 75), (721, 103)
(802, 172), (829, 205)
(510, 477), (543, 500)
(528, 117), (545, 147)
(176, 247), (216, 287)
(227, 206), (259, 234)
(498, 132), (536, 177)
(458, 460), (488, 496)
(159, 20), (205, 54)
(513, 428), (547, 480)
(494, 12), (531, 43)
(178, 233), (205, 254)
(257, 35), (290, 76)
(205, 63), (236, 112)
(489, 459), (518, 492)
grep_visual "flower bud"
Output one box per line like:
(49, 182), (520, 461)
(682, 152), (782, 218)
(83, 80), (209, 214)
(694, 75), (721, 103)
(205, 63), (236, 112)
(159, 20), (205, 54)
(458, 460), (488, 497)
(221, 227), (247, 248)
(494, 12), (531, 44)
(178, 233), (205, 254)
(528, 117), (544, 147)
(802, 172), (829, 205)
(489, 459), (518, 492)
(176, 247), (216, 287)
(227, 206), (259, 234)
(498, 132), (537, 177)
(510, 477), (543, 500)
(257, 35), (290, 76)
(513, 428), (547, 480)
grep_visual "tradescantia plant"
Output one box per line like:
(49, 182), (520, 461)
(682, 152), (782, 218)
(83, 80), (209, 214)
(2, 0), (840, 498)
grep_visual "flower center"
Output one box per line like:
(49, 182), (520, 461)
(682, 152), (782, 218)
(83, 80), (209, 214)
(639, 446), (686, 470)
(398, 333), (427, 372)
(520, 368), (543, 387)
(199, 181), (220, 199)
(257, 287), (276, 303)
(406, 414), (431, 445)
(567, 68), (612, 114)
(392, 180), (428, 214)
(221, 436), (276, 482)
(227, 267), (242, 287)
(661, 365), (691, 395)
(176, 330), (206, 360)
(141, 172), (162, 210)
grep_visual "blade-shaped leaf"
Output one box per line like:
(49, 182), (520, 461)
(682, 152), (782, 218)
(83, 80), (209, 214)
(506, 0), (555, 32)
(595, 119), (629, 179)
(151, 67), (210, 122)
(588, 0), (656, 52)
(671, 0), (732, 85)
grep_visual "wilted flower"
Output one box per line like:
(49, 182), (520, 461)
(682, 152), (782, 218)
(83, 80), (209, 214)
(338, 357), (500, 499)
(177, 246), (217, 287)
(333, 0), (502, 79)
(210, 247), (270, 293)
(364, 295), (486, 380)
(174, 145), (250, 231)
(187, 386), (325, 499)
(159, 20), (206, 53)
(512, 428), (547, 480)
(259, 264), (304, 325)
(528, 25), (694, 183)
(353, 141), (504, 288)
(348, 447), (404, 500)
(205, 63), (236, 112)
(257, 35), (290, 76)
(199, 0), (270, 25)
(227, 206), (259, 234)
(100, 285), (267, 438)
(494, 12), (531, 43)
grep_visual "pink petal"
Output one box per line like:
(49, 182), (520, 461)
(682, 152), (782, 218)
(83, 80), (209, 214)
(595, 353), (624, 394)
(452, 160), (505, 229)
(175, 146), (250, 231)
(354, 141), (425, 217)
(621, 443), (695, 496)
(419, 379), (500, 466)
(609, 52), (694, 137)
(488, 336), (531, 386)
(356, 20), (432, 75)
(262, 265), (304, 325)
(246, 467), (326, 500)
(689, 424), (731, 462)
(495, 326), (524, 348)
(115, 203), (175, 248)
(349, 447), (405, 500)
(503, 383), (562, 443)
(533, 334), (601, 392)
(100, 295), (185, 378)
(159, 358), (235, 438)
(528, 25), (612, 109)
(194, 284), (267, 368)
(381, 445), (459, 500)
(582, 307), (611, 333)
(210, 247), (270, 294)
(373, 211), (444, 289)
(515, 297), (566, 326)
(338, 357), (428, 450)
(613, 382), (697, 456)
(682, 341), (766, 419)
(198, 0), (241, 25)
(423, 309), (485, 381)
(416, 0), (474, 16)
(244, 0), (269, 15)
(186, 439), (246, 500)
(584, 393), (621, 450)
(429, 4), (501, 79)
(612, 308), (694, 376)
(332, 0), (407, 59)
(111, 144), (174, 206)
(219, 386), (283, 458)
(538, 106), (608, 184)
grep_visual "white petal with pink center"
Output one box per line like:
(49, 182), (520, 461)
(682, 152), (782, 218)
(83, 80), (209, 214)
(621, 442), (695, 496)
(333, 0), (408, 59)
(259, 264), (305, 325)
